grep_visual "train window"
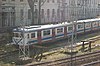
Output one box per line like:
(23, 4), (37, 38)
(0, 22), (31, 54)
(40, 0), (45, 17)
(13, 33), (19, 37)
(92, 22), (98, 27)
(31, 32), (35, 38)
(56, 27), (64, 34)
(77, 24), (83, 29)
(94, 22), (98, 25)
(68, 26), (73, 31)
(85, 23), (90, 27)
(43, 29), (51, 36)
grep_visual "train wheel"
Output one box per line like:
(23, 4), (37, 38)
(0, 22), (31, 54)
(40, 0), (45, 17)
(35, 53), (43, 62)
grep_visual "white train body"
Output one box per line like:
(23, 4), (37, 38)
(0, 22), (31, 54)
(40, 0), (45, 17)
(12, 18), (100, 45)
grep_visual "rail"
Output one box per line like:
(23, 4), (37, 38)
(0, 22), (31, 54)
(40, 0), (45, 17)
(81, 60), (100, 66)
(28, 50), (100, 66)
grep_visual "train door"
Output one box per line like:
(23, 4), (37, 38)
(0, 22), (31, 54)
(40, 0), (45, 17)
(55, 27), (64, 39)
(92, 21), (99, 30)
(41, 29), (52, 42)
(84, 22), (91, 32)
(37, 30), (42, 44)
(28, 31), (38, 44)
(67, 25), (73, 36)
(52, 28), (55, 41)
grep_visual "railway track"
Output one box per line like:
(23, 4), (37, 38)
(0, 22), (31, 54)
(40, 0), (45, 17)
(28, 51), (100, 66)
(33, 34), (100, 54)
(0, 32), (100, 65)
(0, 50), (18, 60)
(81, 60), (100, 66)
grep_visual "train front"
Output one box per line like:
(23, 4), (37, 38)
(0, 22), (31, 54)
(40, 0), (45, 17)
(12, 27), (28, 45)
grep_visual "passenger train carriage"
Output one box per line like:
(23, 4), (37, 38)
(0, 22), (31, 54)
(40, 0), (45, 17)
(12, 18), (100, 45)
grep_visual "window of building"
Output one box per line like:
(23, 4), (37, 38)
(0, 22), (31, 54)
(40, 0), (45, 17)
(20, 0), (23, 2)
(41, 9), (44, 18)
(34, 9), (38, 18)
(61, 10), (64, 21)
(47, 9), (50, 18)
(47, 0), (49, 3)
(57, 9), (60, 21)
(34, 0), (38, 2)
(2, 0), (6, 1)
(57, 0), (60, 3)
(11, 0), (15, 1)
(28, 9), (31, 19)
(52, 9), (55, 17)
(20, 9), (23, 20)
(52, 0), (55, 3)
(41, 0), (44, 2)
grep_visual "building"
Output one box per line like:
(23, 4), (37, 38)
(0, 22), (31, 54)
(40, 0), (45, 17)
(1, 0), (30, 27)
(76, 0), (100, 20)
(1, 0), (100, 27)
(0, 0), (2, 28)
(29, 0), (100, 24)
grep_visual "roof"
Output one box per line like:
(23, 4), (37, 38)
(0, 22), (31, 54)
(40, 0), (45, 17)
(77, 18), (100, 23)
(13, 18), (100, 32)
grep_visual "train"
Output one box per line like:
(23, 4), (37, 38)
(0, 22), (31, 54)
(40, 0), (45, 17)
(12, 18), (100, 45)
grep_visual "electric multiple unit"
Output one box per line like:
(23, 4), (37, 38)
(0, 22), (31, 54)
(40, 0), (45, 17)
(12, 18), (100, 45)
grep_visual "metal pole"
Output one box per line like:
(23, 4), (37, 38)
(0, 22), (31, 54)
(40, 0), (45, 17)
(38, 0), (41, 24)
(71, 23), (74, 66)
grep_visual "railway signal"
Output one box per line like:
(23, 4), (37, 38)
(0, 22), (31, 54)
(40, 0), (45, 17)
(81, 40), (94, 52)
(81, 40), (87, 52)
(89, 41), (92, 52)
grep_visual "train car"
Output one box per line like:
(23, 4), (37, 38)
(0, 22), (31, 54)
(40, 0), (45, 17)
(12, 18), (100, 45)
(92, 20), (99, 31)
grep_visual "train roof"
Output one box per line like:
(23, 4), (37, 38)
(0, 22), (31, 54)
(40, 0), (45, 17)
(77, 18), (100, 23)
(13, 22), (70, 32)
(13, 18), (100, 32)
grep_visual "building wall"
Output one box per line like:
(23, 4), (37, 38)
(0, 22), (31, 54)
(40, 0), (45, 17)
(1, 0), (100, 27)
(0, 0), (2, 28)
(33, 0), (69, 24)
(35, 0), (100, 24)
(1, 0), (31, 27)
(15, 0), (31, 26)
(76, 0), (99, 19)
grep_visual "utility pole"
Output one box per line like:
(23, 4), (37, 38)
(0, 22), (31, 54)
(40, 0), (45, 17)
(19, 4), (30, 60)
(69, 0), (77, 66)
(0, 0), (2, 28)
(38, 0), (41, 24)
